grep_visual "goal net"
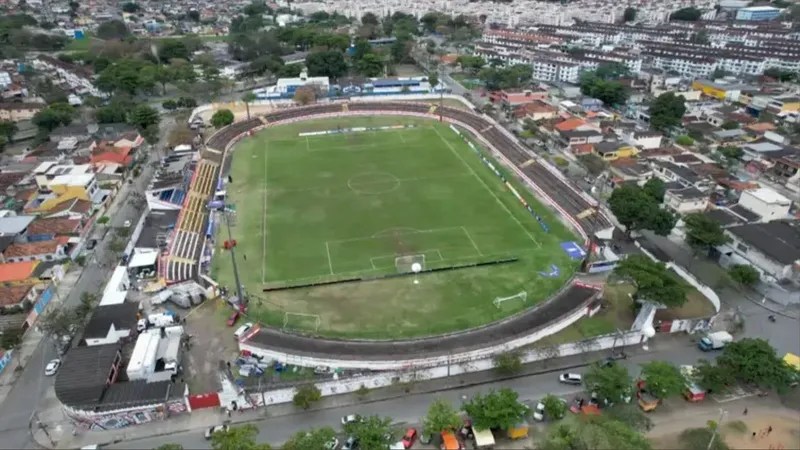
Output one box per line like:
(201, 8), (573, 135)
(282, 312), (321, 332)
(493, 291), (528, 309)
(395, 254), (426, 273)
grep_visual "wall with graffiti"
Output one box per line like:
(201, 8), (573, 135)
(65, 399), (188, 431)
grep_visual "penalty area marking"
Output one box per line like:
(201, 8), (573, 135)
(461, 226), (483, 256)
(369, 249), (444, 270)
(432, 127), (542, 249)
(325, 241), (335, 275)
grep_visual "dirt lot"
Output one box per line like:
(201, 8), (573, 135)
(182, 299), (242, 393)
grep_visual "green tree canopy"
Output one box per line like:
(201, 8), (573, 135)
(614, 254), (688, 308)
(361, 12), (379, 26)
(684, 213), (729, 254)
(122, 2), (140, 13)
(728, 264), (760, 286)
(670, 7), (703, 21)
(650, 92), (687, 131)
(456, 55), (485, 74)
(282, 427), (336, 450)
(356, 52), (385, 77)
(344, 415), (393, 450)
(642, 178), (666, 203)
(640, 361), (687, 399)
(604, 404), (653, 432)
(306, 50), (348, 79)
(128, 104), (159, 130)
(717, 338), (799, 393)
(693, 359), (736, 394)
(720, 120), (740, 130)
(583, 362), (632, 405)
(478, 64), (533, 91)
(539, 415), (652, 450)
(32, 102), (75, 132)
(292, 383), (322, 410)
(608, 184), (676, 236)
(96, 19), (131, 40)
(579, 72), (628, 106)
(623, 7), (637, 22)
(96, 97), (134, 124)
(541, 394), (567, 421)
(463, 388), (528, 431)
(211, 424), (271, 450)
(423, 398), (461, 435)
(718, 145), (743, 161)
(211, 109), (235, 128)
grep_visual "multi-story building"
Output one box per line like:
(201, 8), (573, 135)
(735, 6), (781, 21)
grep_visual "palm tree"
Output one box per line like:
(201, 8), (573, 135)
(242, 92), (257, 120)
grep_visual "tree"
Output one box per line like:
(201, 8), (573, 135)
(642, 178), (665, 203)
(684, 213), (729, 254)
(38, 307), (78, 339)
(456, 55), (485, 74)
(728, 264), (760, 286)
(623, 7), (637, 22)
(177, 97), (197, 108)
(96, 19), (130, 40)
(96, 97), (133, 124)
(640, 361), (686, 400)
(305, 50), (348, 79)
(32, 102), (75, 131)
(463, 388), (528, 431)
(650, 92), (687, 131)
(539, 416), (652, 450)
(494, 350), (522, 375)
(717, 145), (743, 161)
(608, 184), (676, 236)
(283, 427), (336, 450)
(614, 255), (688, 308)
(423, 398), (461, 435)
(579, 72), (628, 106)
(361, 12), (379, 26)
(675, 135), (694, 146)
(356, 52), (385, 77)
(241, 92), (257, 120)
(680, 427), (730, 450)
(292, 383), (321, 410)
(541, 394), (567, 421)
(693, 359), (735, 394)
(162, 99), (178, 110)
(717, 338), (799, 393)
(292, 86), (316, 106)
(720, 120), (739, 130)
(128, 104), (159, 130)
(0, 120), (17, 140)
(344, 415), (393, 450)
(1, 328), (23, 349)
(211, 109), (235, 128)
(670, 7), (703, 21)
(583, 362), (632, 405)
(427, 72), (439, 91)
(211, 424), (271, 450)
(121, 2), (140, 13)
(604, 404), (653, 432)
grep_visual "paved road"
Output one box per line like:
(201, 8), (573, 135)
(107, 343), (709, 449)
(0, 119), (172, 449)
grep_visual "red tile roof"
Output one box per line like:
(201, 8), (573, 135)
(0, 261), (38, 282)
(4, 240), (62, 258)
(90, 142), (133, 166)
(27, 218), (81, 236)
(45, 198), (92, 217)
(555, 118), (587, 132)
(0, 285), (33, 307)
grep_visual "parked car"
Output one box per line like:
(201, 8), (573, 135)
(86, 239), (98, 250)
(341, 414), (361, 425)
(204, 425), (229, 439)
(233, 322), (253, 339)
(559, 373), (582, 385)
(533, 397), (568, 421)
(44, 359), (61, 376)
(341, 436), (359, 450)
(226, 311), (240, 326)
(401, 427), (417, 448)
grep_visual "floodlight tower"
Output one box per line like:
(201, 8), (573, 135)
(221, 206), (247, 308)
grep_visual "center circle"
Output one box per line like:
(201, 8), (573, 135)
(347, 172), (401, 195)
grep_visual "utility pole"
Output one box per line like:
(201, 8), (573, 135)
(706, 408), (727, 450)
(222, 207), (247, 307)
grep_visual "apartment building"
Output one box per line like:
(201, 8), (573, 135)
(0, 103), (43, 122)
(32, 56), (101, 97)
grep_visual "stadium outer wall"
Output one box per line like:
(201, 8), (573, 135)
(202, 101), (612, 370)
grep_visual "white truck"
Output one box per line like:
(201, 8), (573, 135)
(698, 331), (733, 351)
(137, 312), (177, 332)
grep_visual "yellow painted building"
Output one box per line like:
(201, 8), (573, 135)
(691, 80), (727, 100)
(767, 96), (800, 114)
(29, 173), (98, 213)
(593, 142), (639, 161)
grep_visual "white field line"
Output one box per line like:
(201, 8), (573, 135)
(267, 172), (472, 196)
(461, 226), (483, 256)
(262, 144), (269, 284)
(369, 249), (444, 269)
(326, 226), (466, 245)
(305, 136), (310, 151)
(432, 127), (542, 249)
(325, 241), (335, 275)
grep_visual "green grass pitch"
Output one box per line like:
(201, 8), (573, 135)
(210, 116), (579, 338)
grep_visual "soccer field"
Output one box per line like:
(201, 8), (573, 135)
(211, 116), (579, 338)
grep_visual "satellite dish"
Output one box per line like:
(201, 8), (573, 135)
(643, 325), (656, 338)
(411, 262), (422, 273)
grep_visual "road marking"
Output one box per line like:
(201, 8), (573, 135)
(433, 127), (541, 248)
(262, 147), (269, 284)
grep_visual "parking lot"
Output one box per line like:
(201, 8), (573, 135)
(182, 299), (242, 393)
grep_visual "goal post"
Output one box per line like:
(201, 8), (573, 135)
(282, 312), (321, 332)
(395, 254), (426, 273)
(493, 291), (528, 309)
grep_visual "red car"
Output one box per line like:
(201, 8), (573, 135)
(226, 311), (240, 326)
(401, 428), (417, 448)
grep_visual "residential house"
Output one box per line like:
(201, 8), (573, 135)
(631, 131), (662, 150)
(0, 261), (40, 284)
(112, 131), (143, 149)
(651, 160), (712, 191)
(560, 129), (603, 146)
(664, 187), (709, 214)
(42, 198), (93, 219)
(767, 96), (800, 115)
(0, 284), (37, 313)
(48, 123), (97, 143)
(593, 141), (639, 161)
(3, 239), (67, 263)
(28, 163), (103, 213)
(26, 218), (83, 241)
(738, 187), (792, 221)
(490, 89), (548, 109)
(0, 103), (43, 122)
(32, 56), (101, 97)
(770, 154), (800, 193)
(719, 220), (800, 282)
(517, 101), (558, 122)
(0, 215), (35, 237)
(82, 303), (139, 347)
(89, 142), (134, 167)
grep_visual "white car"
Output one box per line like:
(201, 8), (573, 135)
(204, 425), (229, 439)
(233, 322), (253, 339)
(341, 414), (361, 425)
(44, 359), (61, 376)
(533, 397), (568, 421)
(558, 372), (582, 385)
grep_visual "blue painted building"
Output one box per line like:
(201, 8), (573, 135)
(736, 6), (781, 21)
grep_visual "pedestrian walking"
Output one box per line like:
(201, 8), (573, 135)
(768, 426), (773, 434)
(243, 253), (247, 261)
(743, 408), (748, 415)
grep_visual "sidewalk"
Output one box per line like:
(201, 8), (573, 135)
(39, 335), (691, 449)
(0, 268), (82, 405)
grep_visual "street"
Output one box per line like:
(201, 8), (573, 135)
(106, 342), (710, 449)
(0, 118), (172, 449)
